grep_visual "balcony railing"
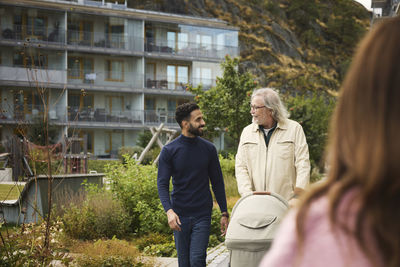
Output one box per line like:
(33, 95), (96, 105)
(0, 104), (66, 124)
(67, 30), (143, 52)
(145, 75), (216, 90)
(67, 107), (177, 126)
(0, 65), (67, 84)
(0, 25), (65, 44)
(145, 38), (239, 59)
(68, 69), (143, 88)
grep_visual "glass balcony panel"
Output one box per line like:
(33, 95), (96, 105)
(0, 24), (65, 43)
(67, 70), (143, 89)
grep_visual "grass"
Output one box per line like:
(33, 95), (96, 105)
(0, 184), (25, 201)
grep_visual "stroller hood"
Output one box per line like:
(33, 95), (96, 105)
(225, 193), (288, 251)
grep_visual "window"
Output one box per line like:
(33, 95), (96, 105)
(195, 67), (212, 87)
(14, 14), (48, 40)
(105, 130), (124, 154)
(167, 31), (188, 51)
(106, 96), (124, 114)
(13, 90), (47, 119)
(106, 60), (124, 82)
(80, 130), (94, 153)
(106, 17), (124, 48)
(68, 93), (93, 109)
(196, 34), (212, 50)
(68, 57), (94, 79)
(13, 50), (48, 68)
(67, 20), (93, 45)
(68, 93), (93, 121)
(167, 65), (189, 90)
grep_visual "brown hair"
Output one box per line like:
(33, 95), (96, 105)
(296, 16), (400, 267)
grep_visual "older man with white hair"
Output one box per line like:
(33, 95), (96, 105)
(235, 88), (310, 205)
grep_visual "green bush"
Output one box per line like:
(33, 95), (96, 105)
(61, 189), (130, 240)
(142, 242), (177, 257)
(106, 158), (169, 235)
(135, 233), (172, 251)
(209, 208), (226, 246)
(219, 154), (235, 178)
(136, 131), (157, 149)
(285, 94), (335, 170)
(88, 159), (118, 173)
(118, 146), (143, 162)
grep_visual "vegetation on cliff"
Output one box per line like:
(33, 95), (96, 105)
(128, 0), (370, 95)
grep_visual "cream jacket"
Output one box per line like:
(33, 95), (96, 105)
(235, 120), (310, 200)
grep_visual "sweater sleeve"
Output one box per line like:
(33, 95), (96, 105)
(157, 147), (173, 212)
(208, 145), (227, 213)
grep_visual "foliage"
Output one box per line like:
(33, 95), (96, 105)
(284, 93), (336, 170)
(135, 233), (172, 251)
(209, 208), (227, 245)
(72, 237), (151, 267)
(118, 146), (143, 161)
(0, 221), (72, 266)
(28, 158), (64, 176)
(142, 241), (177, 257)
(88, 159), (118, 173)
(61, 188), (131, 240)
(219, 154), (235, 178)
(136, 130), (157, 149)
(189, 56), (256, 147)
(219, 154), (240, 198)
(106, 157), (169, 235)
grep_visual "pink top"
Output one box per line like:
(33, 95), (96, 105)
(259, 193), (381, 267)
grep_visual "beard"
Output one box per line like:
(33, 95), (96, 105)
(188, 123), (204, 136)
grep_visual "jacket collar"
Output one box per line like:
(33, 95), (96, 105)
(251, 119), (288, 132)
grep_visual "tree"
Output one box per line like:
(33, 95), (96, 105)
(188, 56), (257, 147)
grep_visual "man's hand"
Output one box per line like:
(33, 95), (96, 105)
(220, 215), (229, 236)
(288, 198), (300, 208)
(289, 187), (305, 208)
(166, 209), (181, 231)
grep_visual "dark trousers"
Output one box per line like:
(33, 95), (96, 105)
(173, 215), (211, 267)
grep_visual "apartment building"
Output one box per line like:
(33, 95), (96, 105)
(371, 0), (400, 23)
(0, 0), (239, 157)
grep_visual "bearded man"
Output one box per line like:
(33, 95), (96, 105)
(157, 102), (229, 267)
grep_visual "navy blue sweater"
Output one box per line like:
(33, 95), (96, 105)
(157, 134), (227, 218)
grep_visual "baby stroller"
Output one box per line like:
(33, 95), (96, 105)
(225, 192), (289, 267)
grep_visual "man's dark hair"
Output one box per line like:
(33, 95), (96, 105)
(175, 102), (199, 128)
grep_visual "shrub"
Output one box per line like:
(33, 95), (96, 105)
(72, 237), (152, 267)
(107, 158), (169, 235)
(285, 94), (335, 171)
(219, 154), (235, 178)
(88, 159), (118, 173)
(0, 221), (72, 266)
(209, 208), (226, 247)
(142, 241), (177, 257)
(135, 233), (172, 251)
(118, 146), (143, 162)
(61, 189), (130, 240)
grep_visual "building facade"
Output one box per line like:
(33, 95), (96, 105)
(0, 0), (239, 157)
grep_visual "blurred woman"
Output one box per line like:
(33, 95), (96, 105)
(259, 16), (400, 267)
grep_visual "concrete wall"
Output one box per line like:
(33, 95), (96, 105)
(0, 173), (104, 224)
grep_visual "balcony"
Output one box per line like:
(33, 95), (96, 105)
(0, 65), (67, 86)
(67, 69), (143, 90)
(67, 30), (143, 54)
(145, 39), (238, 60)
(67, 107), (178, 128)
(145, 75), (216, 91)
(0, 25), (65, 46)
(0, 104), (66, 124)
